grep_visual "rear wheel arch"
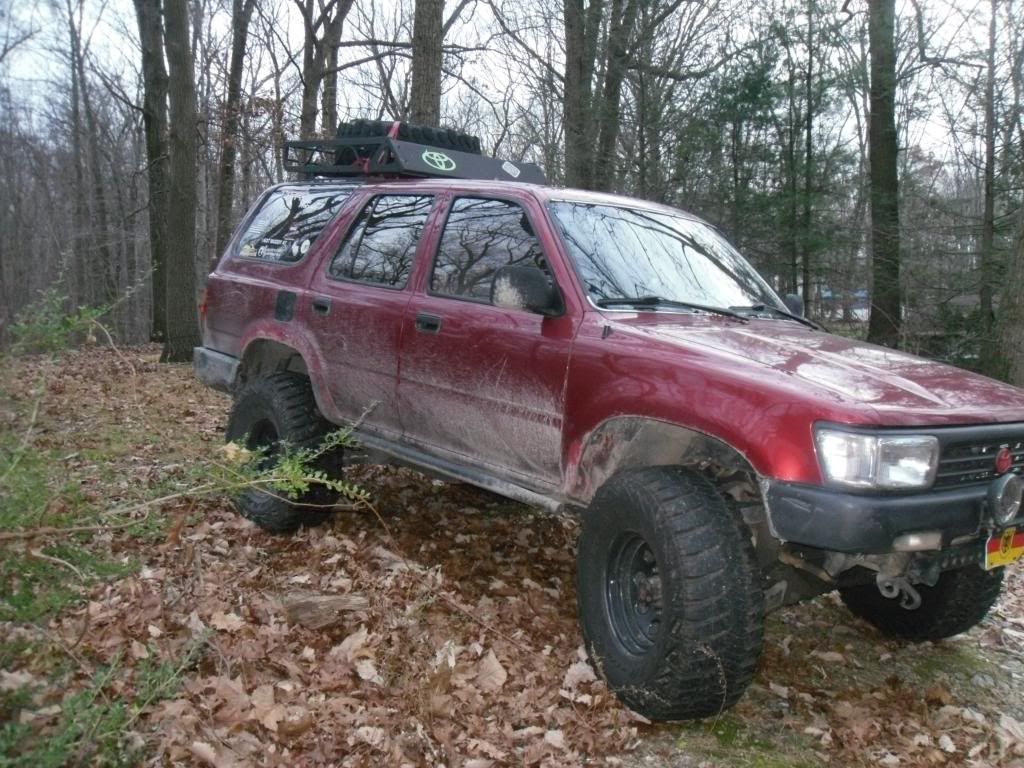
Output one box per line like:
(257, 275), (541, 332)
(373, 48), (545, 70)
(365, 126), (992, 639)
(237, 338), (338, 423)
(238, 339), (310, 385)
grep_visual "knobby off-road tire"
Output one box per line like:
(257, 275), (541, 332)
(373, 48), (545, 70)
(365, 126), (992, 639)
(335, 119), (483, 155)
(576, 466), (764, 720)
(839, 565), (1004, 641)
(226, 373), (341, 533)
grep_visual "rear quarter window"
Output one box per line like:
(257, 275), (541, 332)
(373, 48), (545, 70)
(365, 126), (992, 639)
(236, 183), (358, 263)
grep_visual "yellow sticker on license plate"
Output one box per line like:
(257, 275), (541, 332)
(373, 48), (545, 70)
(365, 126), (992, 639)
(986, 527), (1024, 569)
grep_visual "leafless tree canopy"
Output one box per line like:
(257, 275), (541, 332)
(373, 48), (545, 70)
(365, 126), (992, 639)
(1, 0), (1022, 378)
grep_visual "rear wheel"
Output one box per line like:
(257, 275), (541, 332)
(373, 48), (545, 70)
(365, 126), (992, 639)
(576, 467), (764, 720)
(839, 565), (1004, 641)
(225, 373), (341, 533)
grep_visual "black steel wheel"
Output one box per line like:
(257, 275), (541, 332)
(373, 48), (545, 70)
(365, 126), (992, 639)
(576, 466), (764, 720)
(606, 533), (662, 655)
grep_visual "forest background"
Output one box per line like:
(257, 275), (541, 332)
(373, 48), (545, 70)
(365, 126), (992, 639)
(0, 0), (1023, 382)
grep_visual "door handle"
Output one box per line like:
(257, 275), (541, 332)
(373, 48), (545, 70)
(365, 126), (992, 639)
(415, 313), (442, 334)
(311, 296), (332, 315)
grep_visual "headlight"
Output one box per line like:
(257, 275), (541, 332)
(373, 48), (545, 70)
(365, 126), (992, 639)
(815, 429), (938, 489)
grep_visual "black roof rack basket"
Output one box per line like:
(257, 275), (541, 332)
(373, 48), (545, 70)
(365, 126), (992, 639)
(283, 133), (546, 185)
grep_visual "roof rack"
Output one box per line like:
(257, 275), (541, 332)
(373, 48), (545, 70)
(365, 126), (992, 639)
(283, 125), (546, 185)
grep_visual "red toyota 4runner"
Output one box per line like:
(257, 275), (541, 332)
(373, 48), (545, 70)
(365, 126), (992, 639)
(195, 121), (1024, 720)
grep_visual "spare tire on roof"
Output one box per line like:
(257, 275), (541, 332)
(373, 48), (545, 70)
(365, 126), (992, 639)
(335, 119), (482, 155)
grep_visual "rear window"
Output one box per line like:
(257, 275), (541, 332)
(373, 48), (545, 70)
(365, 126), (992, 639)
(236, 183), (358, 263)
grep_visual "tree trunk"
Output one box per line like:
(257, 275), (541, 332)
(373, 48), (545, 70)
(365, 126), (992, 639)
(215, 0), (256, 259)
(296, 0), (354, 140)
(979, 0), (1000, 375)
(162, 0), (200, 362)
(591, 0), (639, 191)
(999, 203), (1024, 386)
(562, 0), (603, 189)
(409, 0), (444, 125)
(801, 0), (815, 312)
(133, 0), (169, 342)
(866, 0), (901, 348)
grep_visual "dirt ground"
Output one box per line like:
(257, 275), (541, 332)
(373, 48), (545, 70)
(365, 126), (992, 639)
(2, 346), (1024, 767)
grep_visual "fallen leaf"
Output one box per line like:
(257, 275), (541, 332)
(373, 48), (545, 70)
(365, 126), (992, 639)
(188, 741), (218, 765)
(938, 733), (956, 753)
(810, 650), (846, 664)
(209, 611), (245, 632)
(563, 659), (596, 690)
(544, 729), (566, 750)
(475, 650), (507, 693)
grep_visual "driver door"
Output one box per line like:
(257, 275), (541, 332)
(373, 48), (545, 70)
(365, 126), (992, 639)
(398, 195), (578, 489)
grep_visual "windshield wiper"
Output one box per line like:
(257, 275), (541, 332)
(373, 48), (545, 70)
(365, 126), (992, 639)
(729, 303), (824, 330)
(596, 296), (749, 322)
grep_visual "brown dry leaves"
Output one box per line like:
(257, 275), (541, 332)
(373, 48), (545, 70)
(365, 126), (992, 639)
(4, 347), (1024, 768)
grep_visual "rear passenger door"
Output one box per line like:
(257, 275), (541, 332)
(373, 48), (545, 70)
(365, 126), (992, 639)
(305, 193), (435, 437)
(399, 196), (577, 488)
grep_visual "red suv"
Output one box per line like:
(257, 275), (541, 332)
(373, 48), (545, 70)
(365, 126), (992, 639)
(195, 121), (1024, 720)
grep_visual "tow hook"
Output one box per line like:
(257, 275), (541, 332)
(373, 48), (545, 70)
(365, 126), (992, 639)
(876, 574), (922, 610)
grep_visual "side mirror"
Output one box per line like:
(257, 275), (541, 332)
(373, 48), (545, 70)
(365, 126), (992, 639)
(784, 293), (805, 317)
(490, 266), (562, 316)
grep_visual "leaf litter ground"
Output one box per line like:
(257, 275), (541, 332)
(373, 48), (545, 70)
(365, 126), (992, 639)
(1, 347), (1024, 767)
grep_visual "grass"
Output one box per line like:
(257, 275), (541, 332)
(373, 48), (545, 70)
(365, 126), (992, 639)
(0, 352), (183, 765)
(671, 714), (820, 768)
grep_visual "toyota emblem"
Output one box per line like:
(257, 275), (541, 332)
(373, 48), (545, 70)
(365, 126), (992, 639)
(995, 446), (1014, 475)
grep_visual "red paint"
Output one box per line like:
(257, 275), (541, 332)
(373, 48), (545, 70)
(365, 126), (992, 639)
(996, 447), (1014, 475)
(203, 178), (1024, 498)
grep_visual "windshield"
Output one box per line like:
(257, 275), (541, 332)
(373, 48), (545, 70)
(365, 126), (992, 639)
(549, 202), (784, 312)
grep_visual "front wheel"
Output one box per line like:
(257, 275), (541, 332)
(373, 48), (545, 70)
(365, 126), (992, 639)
(576, 467), (764, 721)
(839, 565), (1004, 641)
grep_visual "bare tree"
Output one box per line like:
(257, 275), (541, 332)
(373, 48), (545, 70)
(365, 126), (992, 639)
(295, 0), (355, 138)
(215, 0), (257, 257)
(133, 0), (169, 341)
(866, 0), (901, 347)
(409, 0), (444, 123)
(162, 0), (199, 361)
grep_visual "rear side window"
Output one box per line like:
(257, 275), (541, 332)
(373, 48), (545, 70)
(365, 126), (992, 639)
(236, 183), (356, 263)
(327, 195), (433, 288)
(430, 197), (545, 301)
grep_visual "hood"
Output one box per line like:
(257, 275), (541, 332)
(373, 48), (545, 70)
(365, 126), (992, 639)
(614, 316), (1024, 425)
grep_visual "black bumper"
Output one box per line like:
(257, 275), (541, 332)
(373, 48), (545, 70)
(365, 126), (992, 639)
(193, 346), (239, 394)
(765, 480), (986, 554)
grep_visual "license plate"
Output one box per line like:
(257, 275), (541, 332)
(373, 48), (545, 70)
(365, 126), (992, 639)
(985, 527), (1024, 569)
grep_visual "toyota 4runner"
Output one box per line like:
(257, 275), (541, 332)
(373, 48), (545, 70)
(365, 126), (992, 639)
(194, 120), (1024, 720)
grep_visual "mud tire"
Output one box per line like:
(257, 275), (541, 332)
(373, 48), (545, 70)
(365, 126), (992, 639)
(225, 373), (340, 533)
(839, 565), (1003, 641)
(335, 119), (482, 154)
(576, 466), (764, 720)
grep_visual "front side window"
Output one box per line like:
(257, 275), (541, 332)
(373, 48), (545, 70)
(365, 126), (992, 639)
(431, 197), (546, 301)
(237, 183), (356, 263)
(328, 195), (433, 287)
(549, 202), (783, 311)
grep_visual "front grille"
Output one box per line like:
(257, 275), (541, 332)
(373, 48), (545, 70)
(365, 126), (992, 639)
(934, 437), (1024, 489)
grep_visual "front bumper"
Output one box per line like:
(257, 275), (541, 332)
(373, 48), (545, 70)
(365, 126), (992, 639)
(765, 480), (992, 554)
(193, 346), (239, 394)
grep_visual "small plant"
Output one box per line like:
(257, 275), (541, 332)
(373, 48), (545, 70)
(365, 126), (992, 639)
(5, 287), (107, 356)
(221, 426), (372, 506)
